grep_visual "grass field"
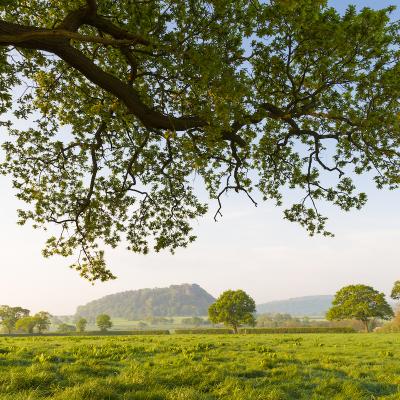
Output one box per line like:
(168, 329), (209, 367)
(0, 334), (399, 399)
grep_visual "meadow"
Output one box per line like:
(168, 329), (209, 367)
(0, 334), (399, 399)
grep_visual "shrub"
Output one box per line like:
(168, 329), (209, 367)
(57, 323), (76, 333)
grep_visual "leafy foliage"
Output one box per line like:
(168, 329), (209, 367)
(57, 323), (76, 333)
(96, 314), (112, 331)
(0, 305), (29, 333)
(326, 284), (394, 332)
(75, 317), (87, 332)
(15, 316), (37, 334)
(208, 290), (256, 333)
(1, 309), (50, 334)
(0, 1), (399, 280)
(391, 280), (400, 300)
(34, 311), (51, 333)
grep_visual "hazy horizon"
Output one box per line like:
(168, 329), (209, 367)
(1, 0), (399, 315)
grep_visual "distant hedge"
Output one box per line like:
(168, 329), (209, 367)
(78, 330), (170, 335)
(239, 327), (355, 334)
(0, 327), (356, 337)
(0, 330), (170, 337)
(79, 331), (134, 336)
(174, 328), (233, 334)
(129, 330), (170, 335)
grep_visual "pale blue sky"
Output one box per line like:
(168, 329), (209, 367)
(0, 0), (399, 315)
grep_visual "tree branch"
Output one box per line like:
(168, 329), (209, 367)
(84, 14), (150, 46)
(0, 28), (149, 47)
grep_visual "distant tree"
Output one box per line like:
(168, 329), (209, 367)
(391, 281), (400, 301)
(57, 323), (76, 333)
(76, 318), (88, 333)
(326, 285), (394, 332)
(96, 314), (112, 332)
(33, 311), (51, 333)
(208, 290), (256, 333)
(15, 316), (37, 334)
(0, 306), (30, 333)
(256, 313), (302, 328)
(256, 313), (274, 328)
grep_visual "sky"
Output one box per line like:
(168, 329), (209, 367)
(0, 0), (399, 315)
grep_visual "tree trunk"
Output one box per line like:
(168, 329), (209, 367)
(232, 325), (238, 334)
(363, 320), (370, 333)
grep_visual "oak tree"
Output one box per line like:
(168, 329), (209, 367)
(34, 311), (51, 333)
(15, 316), (37, 333)
(391, 280), (400, 300)
(76, 317), (88, 332)
(208, 289), (256, 333)
(96, 313), (112, 331)
(326, 284), (394, 332)
(0, 1), (399, 280)
(0, 305), (30, 333)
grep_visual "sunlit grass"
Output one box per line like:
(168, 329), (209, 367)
(0, 334), (399, 399)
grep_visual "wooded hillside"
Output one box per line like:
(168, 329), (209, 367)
(75, 284), (215, 320)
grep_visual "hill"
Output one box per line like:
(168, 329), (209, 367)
(75, 284), (215, 321)
(256, 295), (334, 317)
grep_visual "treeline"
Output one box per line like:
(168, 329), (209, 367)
(118, 316), (210, 329)
(256, 313), (367, 331)
(204, 286), (396, 334)
(0, 306), (51, 334)
(175, 327), (355, 334)
(56, 314), (112, 333)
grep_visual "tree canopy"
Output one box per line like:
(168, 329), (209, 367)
(57, 323), (76, 333)
(391, 280), (400, 300)
(208, 289), (256, 333)
(0, 1), (399, 280)
(34, 311), (51, 333)
(326, 284), (394, 332)
(76, 317), (87, 332)
(15, 316), (37, 333)
(0, 305), (30, 333)
(96, 313), (112, 331)
(15, 312), (51, 333)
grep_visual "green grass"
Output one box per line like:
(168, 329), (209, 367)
(0, 334), (399, 399)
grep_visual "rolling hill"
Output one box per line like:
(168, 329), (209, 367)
(75, 283), (215, 321)
(256, 295), (334, 317)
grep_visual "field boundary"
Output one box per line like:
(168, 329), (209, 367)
(0, 327), (356, 336)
